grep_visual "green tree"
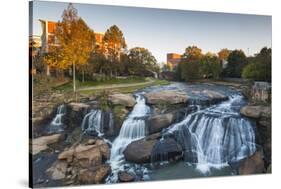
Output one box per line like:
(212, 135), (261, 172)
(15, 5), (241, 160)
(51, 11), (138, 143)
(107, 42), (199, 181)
(180, 46), (203, 81)
(127, 47), (159, 76)
(182, 46), (203, 60)
(45, 3), (95, 92)
(242, 47), (271, 81)
(200, 54), (222, 79)
(224, 49), (247, 77)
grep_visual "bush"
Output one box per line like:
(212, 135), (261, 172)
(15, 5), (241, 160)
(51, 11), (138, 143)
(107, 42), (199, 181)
(242, 62), (271, 82)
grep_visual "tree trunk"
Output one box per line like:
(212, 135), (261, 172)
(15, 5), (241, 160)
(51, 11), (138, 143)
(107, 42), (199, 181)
(73, 62), (76, 92)
(46, 65), (50, 76)
(82, 70), (85, 83)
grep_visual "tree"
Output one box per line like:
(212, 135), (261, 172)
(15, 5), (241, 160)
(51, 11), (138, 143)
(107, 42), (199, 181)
(127, 47), (159, 76)
(182, 46), (203, 60)
(224, 49), (247, 77)
(242, 47), (271, 81)
(45, 3), (95, 92)
(218, 48), (230, 60)
(103, 25), (127, 76)
(200, 54), (222, 79)
(180, 46), (203, 81)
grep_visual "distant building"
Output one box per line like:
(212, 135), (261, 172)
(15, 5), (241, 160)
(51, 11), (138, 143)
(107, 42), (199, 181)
(39, 20), (122, 58)
(39, 19), (58, 53)
(167, 53), (182, 69)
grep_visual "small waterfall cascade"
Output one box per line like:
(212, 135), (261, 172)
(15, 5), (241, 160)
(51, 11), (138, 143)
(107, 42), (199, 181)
(107, 94), (150, 182)
(81, 109), (104, 136)
(48, 104), (66, 133)
(167, 94), (257, 173)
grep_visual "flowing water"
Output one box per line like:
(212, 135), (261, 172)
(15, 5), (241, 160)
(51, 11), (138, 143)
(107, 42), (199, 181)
(47, 104), (66, 134)
(107, 94), (151, 182)
(81, 109), (104, 136)
(166, 94), (256, 173)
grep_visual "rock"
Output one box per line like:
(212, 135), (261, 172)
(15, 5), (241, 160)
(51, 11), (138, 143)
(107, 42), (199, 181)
(32, 134), (64, 155)
(74, 145), (102, 168)
(123, 133), (161, 163)
(87, 139), (96, 145)
(112, 105), (129, 134)
(123, 134), (183, 164)
(94, 165), (111, 183)
(78, 165), (111, 184)
(46, 160), (68, 180)
(124, 137), (157, 164)
(144, 90), (188, 105)
(238, 150), (265, 175)
(251, 82), (271, 103)
(58, 139), (110, 165)
(109, 93), (136, 107)
(69, 102), (90, 112)
(148, 113), (175, 134)
(118, 171), (135, 182)
(151, 138), (183, 162)
(202, 90), (228, 103)
(240, 105), (271, 119)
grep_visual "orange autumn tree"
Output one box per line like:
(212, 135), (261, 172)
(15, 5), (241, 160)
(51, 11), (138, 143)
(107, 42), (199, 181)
(103, 25), (127, 76)
(45, 3), (95, 92)
(218, 48), (231, 61)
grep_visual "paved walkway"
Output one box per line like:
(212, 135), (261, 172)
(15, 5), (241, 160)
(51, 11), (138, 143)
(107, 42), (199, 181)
(77, 78), (154, 91)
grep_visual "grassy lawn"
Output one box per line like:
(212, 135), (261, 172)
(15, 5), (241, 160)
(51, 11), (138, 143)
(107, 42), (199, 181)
(54, 76), (147, 92)
(78, 78), (170, 95)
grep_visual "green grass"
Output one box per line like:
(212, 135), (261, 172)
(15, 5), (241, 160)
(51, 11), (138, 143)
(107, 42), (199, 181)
(78, 78), (170, 95)
(54, 76), (147, 92)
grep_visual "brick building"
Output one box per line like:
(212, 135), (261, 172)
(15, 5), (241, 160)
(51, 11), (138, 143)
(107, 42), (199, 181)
(166, 53), (182, 69)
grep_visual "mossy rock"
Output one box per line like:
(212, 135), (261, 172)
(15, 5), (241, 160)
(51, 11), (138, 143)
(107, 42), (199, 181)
(112, 105), (129, 132)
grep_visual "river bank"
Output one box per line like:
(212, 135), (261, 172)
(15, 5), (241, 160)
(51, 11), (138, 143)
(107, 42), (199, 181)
(30, 80), (271, 187)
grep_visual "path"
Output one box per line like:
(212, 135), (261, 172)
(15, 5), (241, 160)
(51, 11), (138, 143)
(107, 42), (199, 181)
(77, 78), (155, 91)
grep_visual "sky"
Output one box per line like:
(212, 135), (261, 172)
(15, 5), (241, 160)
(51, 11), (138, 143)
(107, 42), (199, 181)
(31, 0), (272, 63)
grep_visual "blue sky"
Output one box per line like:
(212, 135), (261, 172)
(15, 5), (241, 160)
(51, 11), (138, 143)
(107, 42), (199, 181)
(31, 0), (272, 63)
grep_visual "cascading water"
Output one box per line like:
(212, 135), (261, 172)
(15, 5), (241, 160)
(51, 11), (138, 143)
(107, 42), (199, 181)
(107, 94), (150, 182)
(81, 109), (104, 136)
(167, 94), (257, 173)
(48, 104), (66, 134)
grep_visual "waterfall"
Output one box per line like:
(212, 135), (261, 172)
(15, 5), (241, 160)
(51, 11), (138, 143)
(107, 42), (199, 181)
(48, 104), (66, 134)
(107, 94), (150, 182)
(168, 95), (256, 173)
(81, 109), (104, 136)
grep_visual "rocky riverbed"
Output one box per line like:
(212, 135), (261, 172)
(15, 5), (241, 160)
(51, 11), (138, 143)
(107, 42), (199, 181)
(30, 81), (271, 187)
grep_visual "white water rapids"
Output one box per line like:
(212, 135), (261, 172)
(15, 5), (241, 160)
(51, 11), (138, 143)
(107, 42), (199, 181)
(167, 94), (256, 173)
(106, 94), (150, 182)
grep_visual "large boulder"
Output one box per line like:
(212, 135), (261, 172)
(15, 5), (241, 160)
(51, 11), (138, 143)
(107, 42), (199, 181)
(46, 160), (68, 180)
(147, 113), (175, 134)
(251, 82), (271, 103)
(78, 165), (111, 184)
(58, 140), (110, 166)
(144, 90), (188, 105)
(123, 133), (161, 163)
(238, 150), (265, 175)
(109, 93), (136, 107)
(51, 139), (111, 184)
(240, 105), (271, 119)
(31, 133), (64, 155)
(151, 138), (183, 162)
(68, 102), (90, 112)
(202, 90), (228, 103)
(118, 171), (135, 182)
(123, 133), (182, 164)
